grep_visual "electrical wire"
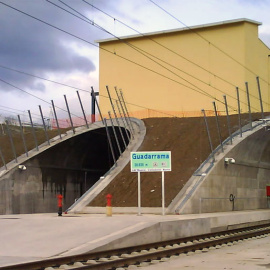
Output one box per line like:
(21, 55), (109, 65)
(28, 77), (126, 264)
(1, 1), (261, 117)
(46, 0), (241, 111)
(0, 64), (180, 118)
(148, 0), (270, 97)
(0, 1), (240, 112)
(83, 0), (268, 108)
(49, 0), (217, 100)
(0, 77), (93, 124)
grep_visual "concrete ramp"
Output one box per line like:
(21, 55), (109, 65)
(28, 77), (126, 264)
(67, 118), (146, 214)
(0, 118), (145, 214)
(169, 121), (270, 214)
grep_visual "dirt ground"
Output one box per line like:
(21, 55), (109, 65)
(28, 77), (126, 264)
(90, 113), (265, 207)
(0, 113), (265, 208)
(0, 126), (69, 166)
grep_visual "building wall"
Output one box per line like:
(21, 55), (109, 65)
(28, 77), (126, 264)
(99, 20), (270, 118)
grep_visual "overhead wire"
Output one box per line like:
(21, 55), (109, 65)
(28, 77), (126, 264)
(0, 1), (233, 116)
(47, 0), (241, 111)
(0, 64), (181, 118)
(148, 0), (270, 105)
(0, 77), (93, 126)
(0, 1), (262, 117)
(83, 0), (267, 111)
(49, 0), (218, 101)
(0, 77), (112, 136)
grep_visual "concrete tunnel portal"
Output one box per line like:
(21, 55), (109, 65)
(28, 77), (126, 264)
(37, 126), (130, 207)
(0, 125), (130, 214)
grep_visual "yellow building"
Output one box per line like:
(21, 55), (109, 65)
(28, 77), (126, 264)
(97, 19), (270, 118)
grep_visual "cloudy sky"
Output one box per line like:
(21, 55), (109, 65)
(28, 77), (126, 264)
(1, 0), (270, 123)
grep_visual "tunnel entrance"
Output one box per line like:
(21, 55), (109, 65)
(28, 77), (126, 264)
(19, 126), (130, 213)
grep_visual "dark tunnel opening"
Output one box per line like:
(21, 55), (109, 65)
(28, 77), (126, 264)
(25, 126), (130, 211)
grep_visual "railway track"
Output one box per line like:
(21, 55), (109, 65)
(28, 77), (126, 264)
(1, 223), (270, 270)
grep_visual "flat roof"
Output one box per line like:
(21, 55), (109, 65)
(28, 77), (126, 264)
(96, 18), (261, 44)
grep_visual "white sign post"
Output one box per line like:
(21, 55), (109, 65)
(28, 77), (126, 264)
(162, 171), (165, 216)
(138, 171), (141, 216)
(130, 151), (172, 216)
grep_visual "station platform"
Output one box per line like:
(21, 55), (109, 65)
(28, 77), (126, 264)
(0, 209), (270, 267)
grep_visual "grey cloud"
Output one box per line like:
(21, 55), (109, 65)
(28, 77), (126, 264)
(0, 0), (103, 93)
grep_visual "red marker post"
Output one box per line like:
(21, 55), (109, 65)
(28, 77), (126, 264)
(267, 186), (270, 208)
(57, 194), (63, 216)
(106, 194), (112, 217)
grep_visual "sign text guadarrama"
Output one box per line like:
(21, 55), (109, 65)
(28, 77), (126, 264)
(130, 151), (171, 172)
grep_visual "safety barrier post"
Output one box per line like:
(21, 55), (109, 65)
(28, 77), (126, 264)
(212, 101), (223, 152)
(18, 115), (28, 157)
(201, 109), (214, 161)
(256, 76), (264, 120)
(64, 95), (75, 134)
(76, 90), (89, 129)
(28, 110), (39, 151)
(51, 100), (62, 139)
(236, 87), (242, 137)
(245, 82), (252, 130)
(39, 105), (50, 146)
(223, 95), (232, 145)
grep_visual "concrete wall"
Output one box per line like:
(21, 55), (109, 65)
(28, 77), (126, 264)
(0, 159), (83, 214)
(90, 210), (270, 253)
(0, 125), (127, 214)
(179, 127), (270, 214)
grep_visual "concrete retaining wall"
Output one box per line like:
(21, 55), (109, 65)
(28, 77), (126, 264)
(90, 210), (270, 252)
(175, 126), (270, 214)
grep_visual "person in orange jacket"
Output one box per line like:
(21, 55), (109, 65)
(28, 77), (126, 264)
(57, 194), (63, 216)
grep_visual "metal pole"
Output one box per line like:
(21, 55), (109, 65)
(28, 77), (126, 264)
(107, 86), (127, 144)
(108, 111), (122, 156)
(138, 171), (141, 216)
(28, 110), (39, 151)
(256, 76), (264, 120)
(245, 82), (252, 130)
(223, 95), (232, 145)
(115, 88), (132, 138)
(39, 105), (50, 146)
(91, 90), (98, 123)
(201, 109), (214, 161)
(106, 86), (117, 116)
(212, 101), (223, 152)
(104, 118), (116, 164)
(51, 100), (62, 139)
(18, 115), (28, 157)
(162, 171), (165, 216)
(236, 87), (242, 137)
(0, 146), (7, 170)
(114, 104), (127, 149)
(120, 89), (135, 134)
(64, 95), (75, 134)
(91, 87), (104, 125)
(115, 88), (134, 138)
(5, 121), (18, 163)
(105, 86), (127, 150)
(76, 91), (89, 129)
(115, 100), (130, 143)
